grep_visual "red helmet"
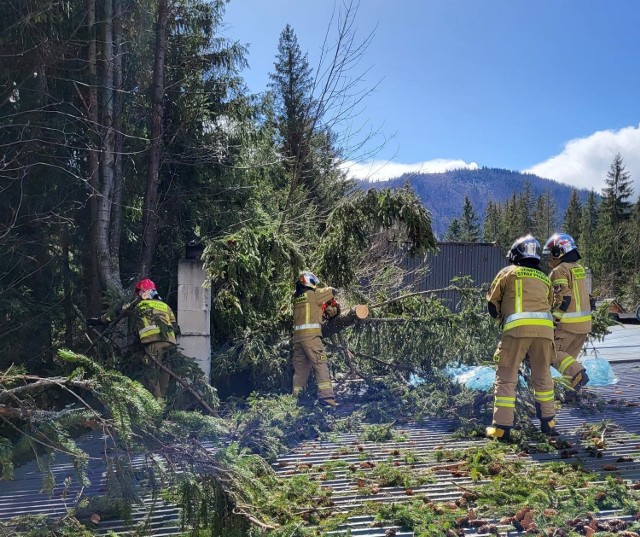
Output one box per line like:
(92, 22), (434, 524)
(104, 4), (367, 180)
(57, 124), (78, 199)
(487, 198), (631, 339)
(134, 278), (156, 294)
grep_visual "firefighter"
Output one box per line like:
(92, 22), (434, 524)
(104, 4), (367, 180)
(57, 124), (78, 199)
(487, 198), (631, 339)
(88, 278), (179, 398)
(543, 233), (591, 395)
(486, 235), (557, 441)
(291, 271), (338, 407)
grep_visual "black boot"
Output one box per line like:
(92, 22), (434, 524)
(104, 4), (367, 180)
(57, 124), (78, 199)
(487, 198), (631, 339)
(565, 370), (590, 402)
(571, 370), (590, 390)
(318, 397), (339, 408)
(540, 417), (558, 436)
(486, 424), (511, 442)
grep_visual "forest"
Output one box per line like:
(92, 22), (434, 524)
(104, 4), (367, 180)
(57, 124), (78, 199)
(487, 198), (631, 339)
(2, 1), (640, 536)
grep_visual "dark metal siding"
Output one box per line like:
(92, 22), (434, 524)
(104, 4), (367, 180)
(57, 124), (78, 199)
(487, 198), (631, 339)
(403, 242), (507, 310)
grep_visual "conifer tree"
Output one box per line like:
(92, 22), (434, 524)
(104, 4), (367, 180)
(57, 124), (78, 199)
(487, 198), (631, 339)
(459, 196), (481, 242)
(533, 190), (557, 243)
(579, 190), (599, 270)
(444, 218), (463, 241)
(446, 196), (480, 242)
(516, 181), (535, 235)
(594, 154), (633, 296)
(483, 200), (501, 245)
(563, 189), (582, 240)
(625, 199), (640, 304)
(504, 193), (521, 244)
(269, 24), (347, 218)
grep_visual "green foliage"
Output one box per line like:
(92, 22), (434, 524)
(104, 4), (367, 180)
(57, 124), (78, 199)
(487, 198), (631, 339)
(227, 394), (329, 461)
(0, 514), (97, 537)
(356, 461), (436, 489)
(0, 437), (14, 479)
(588, 300), (619, 343)
(563, 188), (582, 239)
(346, 280), (498, 381)
(59, 349), (163, 445)
(360, 423), (395, 442)
(374, 500), (463, 534)
(162, 411), (228, 441)
(319, 187), (437, 288)
(204, 214), (304, 334)
(593, 154), (634, 297)
(176, 472), (249, 537)
(446, 196), (481, 242)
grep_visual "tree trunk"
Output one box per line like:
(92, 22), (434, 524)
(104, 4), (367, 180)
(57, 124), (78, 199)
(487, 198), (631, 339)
(321, 305), (369, 338)
(86, 0), (102, 313)
(62, 230), (73, 348)
(110, 0), (124, 282)
(96, 0), (122, 293)
(139, 0), (169, 278)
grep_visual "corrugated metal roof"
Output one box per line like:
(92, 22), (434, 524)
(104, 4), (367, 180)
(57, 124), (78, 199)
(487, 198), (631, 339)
(274, 362), (640, 536)
(403, 242), (507, 310)
(583, 324), (640, 362)
(1, 323), (638, 536)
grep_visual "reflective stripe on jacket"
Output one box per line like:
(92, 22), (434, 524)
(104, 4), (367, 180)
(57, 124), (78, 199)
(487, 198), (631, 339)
(136, 299), (177, 345)
(292, 287), (334, 343)
(487, 265), (554, 339)
(549, 262), (592, 334)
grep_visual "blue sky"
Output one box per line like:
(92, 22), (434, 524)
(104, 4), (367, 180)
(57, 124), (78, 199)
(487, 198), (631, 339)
(224, 1), (640, 194)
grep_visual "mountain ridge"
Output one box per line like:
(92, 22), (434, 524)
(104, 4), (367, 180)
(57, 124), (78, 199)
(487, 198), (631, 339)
(359, 167), (592, 238)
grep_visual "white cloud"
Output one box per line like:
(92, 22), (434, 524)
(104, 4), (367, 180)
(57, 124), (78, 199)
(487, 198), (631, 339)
(523, 124), (640, 194)
(342, 158), (479, 182)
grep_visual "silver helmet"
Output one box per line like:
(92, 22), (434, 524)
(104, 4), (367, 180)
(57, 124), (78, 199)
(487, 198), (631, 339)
(543, 233), (577, 259)
(508, 234), (541, 263)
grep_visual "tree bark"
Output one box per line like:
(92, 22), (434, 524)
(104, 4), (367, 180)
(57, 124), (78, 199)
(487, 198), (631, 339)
(96, 0), (122, 292)
(110, 0), (124, 282)
(321, 305), (369, 338)
(86, 0), (102, 313)
(139, 0), (169, 278)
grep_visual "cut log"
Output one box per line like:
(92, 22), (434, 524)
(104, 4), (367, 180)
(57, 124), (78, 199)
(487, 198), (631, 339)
(322, 305), (369, 338)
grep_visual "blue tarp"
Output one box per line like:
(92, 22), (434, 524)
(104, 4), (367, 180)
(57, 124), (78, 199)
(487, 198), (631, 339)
(581, 357), (618, 386)
(445, 365), (496, 391)
(410, 357), (618, 391)
(442, 358), (617, 391)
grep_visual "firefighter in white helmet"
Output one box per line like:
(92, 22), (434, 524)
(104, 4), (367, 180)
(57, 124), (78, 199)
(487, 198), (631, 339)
(486, 235), (557, 441)
(291, 271), (338, 407)
(543, 233), (591, 396)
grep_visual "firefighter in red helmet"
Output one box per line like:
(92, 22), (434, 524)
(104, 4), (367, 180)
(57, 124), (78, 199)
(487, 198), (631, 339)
(485, 235), (557, 441)
(291, 271), (338, 407)
(543, 233), (591, 397)
(88, 278), (179, 398)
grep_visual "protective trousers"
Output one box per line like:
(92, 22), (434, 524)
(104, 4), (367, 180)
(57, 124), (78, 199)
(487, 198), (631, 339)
(145, 340), (174, 398)
(492, 335), (555, 427)
(552, 329), (587, 380)
(292, 336), (334, 400)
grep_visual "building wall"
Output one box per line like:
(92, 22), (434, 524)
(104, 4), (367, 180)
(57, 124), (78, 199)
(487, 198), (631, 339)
(177, 259), (211, 379)
(403, 242), (507, 310)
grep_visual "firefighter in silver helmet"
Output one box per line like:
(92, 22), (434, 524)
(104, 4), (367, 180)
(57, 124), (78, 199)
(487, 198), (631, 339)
(543, 233), (591, 396)
(291, 271), (338, 407)
(485, 234), (557, 441)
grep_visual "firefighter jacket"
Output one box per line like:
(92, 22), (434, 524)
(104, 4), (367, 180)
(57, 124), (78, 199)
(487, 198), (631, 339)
(487, 264), (554, 339)
(133, 299), (178, 346)
(549, 261), (592, 334)
(292, 287), (334, 344)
